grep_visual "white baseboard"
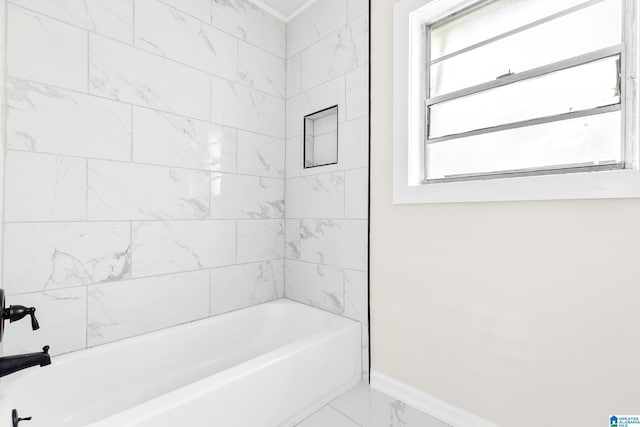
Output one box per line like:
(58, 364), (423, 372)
(370, 371), (501, 427)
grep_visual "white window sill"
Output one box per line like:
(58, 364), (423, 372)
(393, 169), (640, 204)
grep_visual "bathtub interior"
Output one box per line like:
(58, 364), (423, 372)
(0, 300), (360, 427)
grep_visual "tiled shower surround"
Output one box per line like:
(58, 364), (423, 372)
(284, 0), (370, 378)
(1, 0), (368, 377)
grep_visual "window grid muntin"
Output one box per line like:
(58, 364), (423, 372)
(423, 0), (626, 183)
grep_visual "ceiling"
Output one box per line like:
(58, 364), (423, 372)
(252, 0), (317, 21)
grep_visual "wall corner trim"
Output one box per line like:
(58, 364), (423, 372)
(370, 371), (501, 427)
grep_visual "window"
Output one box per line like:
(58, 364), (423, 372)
(393, 0), (639, 203)
(425, 0), (624, 182)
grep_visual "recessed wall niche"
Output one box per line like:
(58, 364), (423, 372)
(304, 106), (338, 168)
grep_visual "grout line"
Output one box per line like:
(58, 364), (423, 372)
(208, 268), (212, 316)
(5, 258), (285, 298)
(329, 402), (366, 427)
(86, 31), (90, 92)
(130, 105), (134, 161)
(85, 156), (89, 219)
(5, 147), (289, 179)
(84, 284), (89, 348)
(209, 75), (213, 123)
(207, 170), (212, 219)
(129, 220), (134, 278)
(284, 257), (367, 274)
(132, 0), (136, 45)
(4, 217), (289, 225)
(8, 74), (287, 140)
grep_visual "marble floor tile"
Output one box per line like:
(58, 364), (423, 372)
(321, 383), (451, 427)
(297, 406), (360, 427)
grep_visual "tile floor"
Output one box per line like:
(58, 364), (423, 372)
(295, 383), (451, 427)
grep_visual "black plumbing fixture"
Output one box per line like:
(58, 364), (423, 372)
(0, 346), (51, 378)
(11, 409), (32, 426)
(0, 289), (41, 342)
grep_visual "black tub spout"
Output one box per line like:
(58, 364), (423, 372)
(0, 346), (51, 378)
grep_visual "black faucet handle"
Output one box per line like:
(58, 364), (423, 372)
(12, 409), (32, 426)
(29, 308), (39, 331)
(3, 306), (40, 331)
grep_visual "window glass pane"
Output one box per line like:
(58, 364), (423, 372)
(430, 0), (621, 97)
(431, 0), (607, 60)
(426, 111), (621, 180)
(429, 57), (620, 139)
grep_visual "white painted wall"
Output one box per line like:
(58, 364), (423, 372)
(371, 1), (640, 426)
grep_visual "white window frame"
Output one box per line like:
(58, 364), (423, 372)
(393, 0), (640, 204)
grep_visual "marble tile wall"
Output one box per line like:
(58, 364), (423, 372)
(284, 0), (370, 380)
(2, 0), (287, 356)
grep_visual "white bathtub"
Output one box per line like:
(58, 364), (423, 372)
(0, 299), (362, 427)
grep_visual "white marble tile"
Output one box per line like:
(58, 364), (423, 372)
(286, 0), (347, 57)
(339, 117), (369, 170)
(284, 219), (301, 259)
(10, 0), (133, 43)
(286, 54), (301, 99)
(89, 34), (210, 120)
(210, 259), (284, 315)
(211, 76), (285, 138)
(87, 270), (209, 346)
(3, 287), (87, 356)
(159, 0), (211, 23)
(284, 259), (344, 315)
(330, 383), (452, 427)
(300, 14), (369, 91)
(8, 5), (88, 91)
(297, 219), (367, 271)
(286, 75), (345, 139)
(135, 0), (237, 81)
(286, 173), (345, 219)
(211, 0), (286, 58)
(237, 131), (285, 178)
(88, 160), (210, 220)
(348, 0), (368, 22)
(133, 107), (237, 172)
(237, 219), (284, 263)
(297, 406), (360, 427)
(7, 78), (132, 161)
(211, 173), (284, 219)
(5, 151), (87, 222)
(132, 220), (236, 278)
(238, 42), (285, 98)
(361, 326), (369, 380)
(3, 222), (131, 295)
(345, 168), (368, 219)
(286, 136), (302, 178)
(344, 269), (367, 323)
(346, 66), (369, 120)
